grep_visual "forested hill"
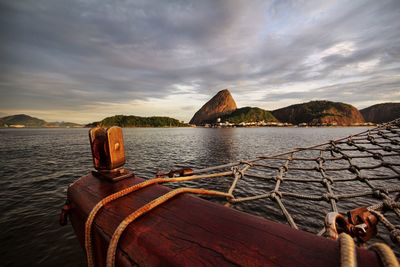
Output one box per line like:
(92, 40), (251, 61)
(271, 100), (365, 126)
(0, 114), (81, 128)
(0, 114), (46, 127)
(219, 107), (278, 124)
(86, 115), (188, 127)
(360, 103), (400, 123)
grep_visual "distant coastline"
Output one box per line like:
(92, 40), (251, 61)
(199, 121), (376, 128)
(0, 114), (83, 128)
(1, 97), (398, 129)
(188, 89), (398, 127)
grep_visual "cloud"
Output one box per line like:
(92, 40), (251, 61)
(0, 0), (399, 122)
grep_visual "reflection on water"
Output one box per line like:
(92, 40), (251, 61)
(0, 127), (373, 266)
(202, 128), (238, 165)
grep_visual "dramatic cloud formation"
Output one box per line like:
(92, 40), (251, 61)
(0, 0), (399, 123)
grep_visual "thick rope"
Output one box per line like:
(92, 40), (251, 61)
(368, 243), (399, 267)
(339, 233), (356, 267)
(106, 188), (232, 267)
(85, 171), (232, 267)
(339, 233), (400, 267)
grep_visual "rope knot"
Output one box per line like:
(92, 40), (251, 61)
(372, 153), (383, 160)
(348, 165), (360, 174)
(357, 146), (366, 152)
(322, 178), (333, 185)
(373, 188), (389, 199)
(346, 139), (355, 146)
(323, 193), (338, 202)
(231, 166), (240, 175)
(275, 175), (283, 182)
(315, 166), (323, 172)
(270, 190), (282, 199)
(383, 146), (392, 152)
(390, 228), (400, 244)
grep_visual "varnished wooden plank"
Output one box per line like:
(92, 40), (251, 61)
(68, 173), (382, 267)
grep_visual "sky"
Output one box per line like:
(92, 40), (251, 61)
(0, 0), (399, 124)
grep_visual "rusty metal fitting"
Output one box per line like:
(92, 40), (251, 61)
(167, 168), (194, 178)
(325, 207), (378, 243)
(347, 207), (378, 243)
(325, 212), (351, 240)
(154, 168), (194, 178)
(59, 201), (72, 226)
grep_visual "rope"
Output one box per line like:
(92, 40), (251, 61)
(339, 233), (356, 267)
(83, 118), (400, 266)
(85, 171), (233, 267)
(106, 188), (232, 267)
(369, 243), (400, 267)
(339, 233), (400, 267)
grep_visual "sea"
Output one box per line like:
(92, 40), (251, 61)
(0, 126), (393, 266)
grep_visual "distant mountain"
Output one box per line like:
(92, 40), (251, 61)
(272, 100), (365, 126)
(220, 107), (278, 123)
(87, 115), (188, 127)
(0, 114), (46, 127)
(360, 103), (400, 123)
(189, 89), (237, 125)
(0, 114), (82, 128)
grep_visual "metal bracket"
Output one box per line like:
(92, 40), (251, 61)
(89, 126), (133, 182)
(325, 207), (378, 243)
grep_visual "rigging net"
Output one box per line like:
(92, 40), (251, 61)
(167, 119), (400, 249)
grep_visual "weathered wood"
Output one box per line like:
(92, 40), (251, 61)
(68, 173), (382, 267)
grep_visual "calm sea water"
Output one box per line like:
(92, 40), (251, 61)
(0, 127), (378, 266)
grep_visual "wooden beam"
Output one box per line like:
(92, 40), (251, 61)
(67, 173), (382, 267)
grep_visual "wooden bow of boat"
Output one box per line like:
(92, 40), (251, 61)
(66, 172), (382, 267)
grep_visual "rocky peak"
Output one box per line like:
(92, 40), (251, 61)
(189, 89), (237, 125)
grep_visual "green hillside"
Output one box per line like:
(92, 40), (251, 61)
(0, 114), (82, 128)
(87, 115), (188, 127)
(0, 114), (46, 127)
(220, 107), (278, 123)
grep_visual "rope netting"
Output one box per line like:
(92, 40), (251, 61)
(169, 119), (400, 246)
(85, 119), (400, 267)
